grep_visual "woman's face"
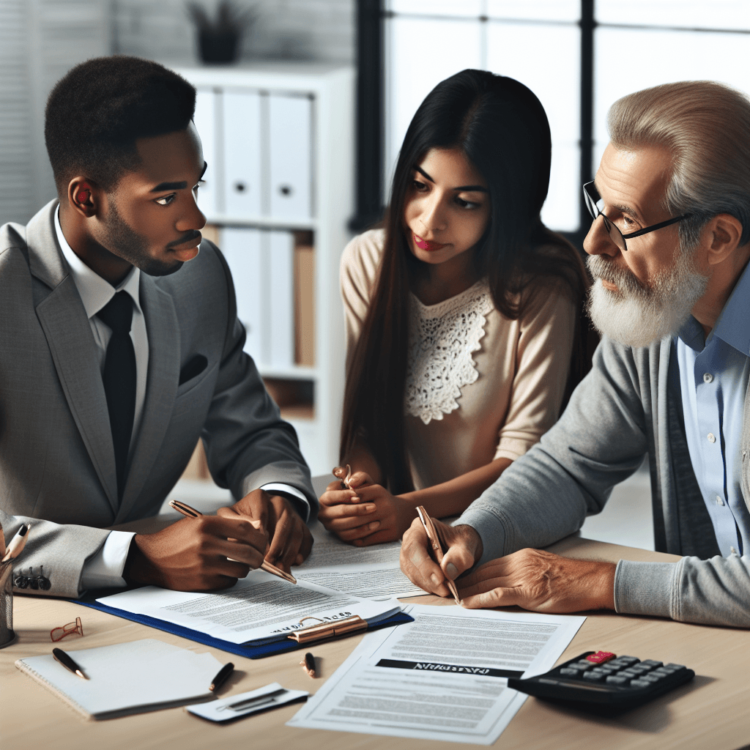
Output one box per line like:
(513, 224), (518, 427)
(404, 148), (490, 268)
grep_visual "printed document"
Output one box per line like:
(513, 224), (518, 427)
(288, 604), (585, 745)
(294, 522), (425, 600)
(97, 570), (400, 645)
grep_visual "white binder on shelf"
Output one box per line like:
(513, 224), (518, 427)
(221, 227), (264, 362)
(193, 88), (221, 217)
(266, 230), (295, 368)
(222, 89), (263, 217)
(268, 93), (313, 220)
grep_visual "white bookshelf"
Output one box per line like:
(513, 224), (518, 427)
(174, 63), (355, 476)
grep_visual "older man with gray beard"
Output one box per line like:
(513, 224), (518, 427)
(400, 80), (750, 627)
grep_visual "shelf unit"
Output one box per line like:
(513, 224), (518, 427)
(174, 63), (354, 476)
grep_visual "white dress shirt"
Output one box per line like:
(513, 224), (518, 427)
(55, 208), (306, 590)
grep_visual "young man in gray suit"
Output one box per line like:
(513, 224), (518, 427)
(401, 80), (750, 628)
(0, 56), (317, 598)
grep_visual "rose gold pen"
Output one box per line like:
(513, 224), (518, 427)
(168, 499), (297, 584)
(332, 464), (354, 490)
(416, 506), (461, 605)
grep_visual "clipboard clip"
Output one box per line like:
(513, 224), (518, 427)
(287, 615), (367, 644)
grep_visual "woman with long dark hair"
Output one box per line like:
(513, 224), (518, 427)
(320, 69), (589, 545)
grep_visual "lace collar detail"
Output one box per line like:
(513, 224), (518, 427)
(405, 280), (494, 425)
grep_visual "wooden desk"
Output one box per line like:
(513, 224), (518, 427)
(1, 536), (748, 750)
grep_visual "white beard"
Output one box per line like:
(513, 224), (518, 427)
(587, 251), (708, 348)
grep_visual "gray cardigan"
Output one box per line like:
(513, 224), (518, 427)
(458, 335), (750, 627)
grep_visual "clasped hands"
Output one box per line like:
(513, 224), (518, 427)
(124, 488), (312, 591)
(399, 516), (617, 613)
(318, 468), (417, 546)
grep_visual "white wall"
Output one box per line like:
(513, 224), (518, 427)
(112, 0), (354, 65)
(0, 0), (110, 226)
(0, 0), (354, 227)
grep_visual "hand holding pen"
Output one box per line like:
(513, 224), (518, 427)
(170, 500), (297, 584)
(400, 512), (483, 602)
(123, 505), (268, 591)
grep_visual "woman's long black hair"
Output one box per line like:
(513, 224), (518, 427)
(341, 70), (588, 493)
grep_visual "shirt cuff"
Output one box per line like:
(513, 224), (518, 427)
(613, 559), (680, 618)
(80, 530), (135, 591)
(260, 483), (309, 518)
(454, 506), (508, 567)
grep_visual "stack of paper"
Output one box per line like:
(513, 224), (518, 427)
(97, 570), (402, 645)
(15, 639), (222, 720)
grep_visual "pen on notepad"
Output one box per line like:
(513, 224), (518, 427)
(216, 687), (288, 712)
(168, 500), (297, 584)
(52, 647), (87, 680)
(1, 524), (30, 564)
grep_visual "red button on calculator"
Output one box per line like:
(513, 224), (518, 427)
(586, 651), (616, 664)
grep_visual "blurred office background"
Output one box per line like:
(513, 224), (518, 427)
(3, 0), (750, 547)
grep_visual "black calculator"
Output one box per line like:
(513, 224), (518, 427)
(508, 651), (695, 713)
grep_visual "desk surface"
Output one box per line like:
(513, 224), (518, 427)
(1, 536), (747, 750)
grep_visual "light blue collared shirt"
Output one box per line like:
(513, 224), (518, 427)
(677, 261), (750, 558)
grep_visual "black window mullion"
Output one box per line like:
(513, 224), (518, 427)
(350, 0), (386, 232)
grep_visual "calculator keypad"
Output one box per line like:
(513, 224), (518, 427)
(553, 656), (687, 688)
(550, 654), (691, 697)
(508, 651), (694, 708)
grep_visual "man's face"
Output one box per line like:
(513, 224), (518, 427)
(583, 143), (707, 347)
(96, 123), (207, 277)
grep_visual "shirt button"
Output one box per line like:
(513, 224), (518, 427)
(731, 547), (738, 555)
(716, 495), (725, 506)
(703, 373), (713, 383)
(707, 433), (716, 443)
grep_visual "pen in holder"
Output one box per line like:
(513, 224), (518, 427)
(0, 562), (16, 649)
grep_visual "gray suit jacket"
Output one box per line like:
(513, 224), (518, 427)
(0, 201), (316, 597)
(459, 335), (750, 628)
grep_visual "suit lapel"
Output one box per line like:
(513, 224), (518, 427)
(116, 276), (180, 523)
(27, 202), (119, 512)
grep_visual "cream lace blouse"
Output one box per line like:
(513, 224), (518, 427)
(340, 229), (578, 490)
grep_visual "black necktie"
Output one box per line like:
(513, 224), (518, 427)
(97, 292), (136, 499)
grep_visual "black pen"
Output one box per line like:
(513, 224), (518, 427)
(300, 652), (316, 678)
(52, 648), (87, 680)
(217, 687), (288, 712)
(210, 662), (235, 691)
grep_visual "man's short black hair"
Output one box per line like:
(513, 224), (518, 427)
(45, 55), (196, 194)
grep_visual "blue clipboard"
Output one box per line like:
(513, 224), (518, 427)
(75, 595), (414, 659)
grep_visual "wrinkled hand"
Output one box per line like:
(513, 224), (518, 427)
(400, 517), (483, 598)
(218, 489), (313, 571)
(459, 549), (616, 613)
(318, 470), (417, 545)
(124, 515), (267, 591)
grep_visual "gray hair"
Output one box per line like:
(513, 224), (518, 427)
(607, 80), (750, 249)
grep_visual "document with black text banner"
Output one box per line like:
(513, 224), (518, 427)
(288, 604), (585, 745)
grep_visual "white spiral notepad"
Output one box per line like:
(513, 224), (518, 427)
(15, 638), (221, 720)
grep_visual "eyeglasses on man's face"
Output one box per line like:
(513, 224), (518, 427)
(583, 181), (691, 252)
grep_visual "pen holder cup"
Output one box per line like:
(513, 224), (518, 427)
(0, 563), (16, 648)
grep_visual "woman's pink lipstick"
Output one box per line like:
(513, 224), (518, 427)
(414, 233), (446, 252)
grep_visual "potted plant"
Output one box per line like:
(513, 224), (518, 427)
(187, 0), (258, 64)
